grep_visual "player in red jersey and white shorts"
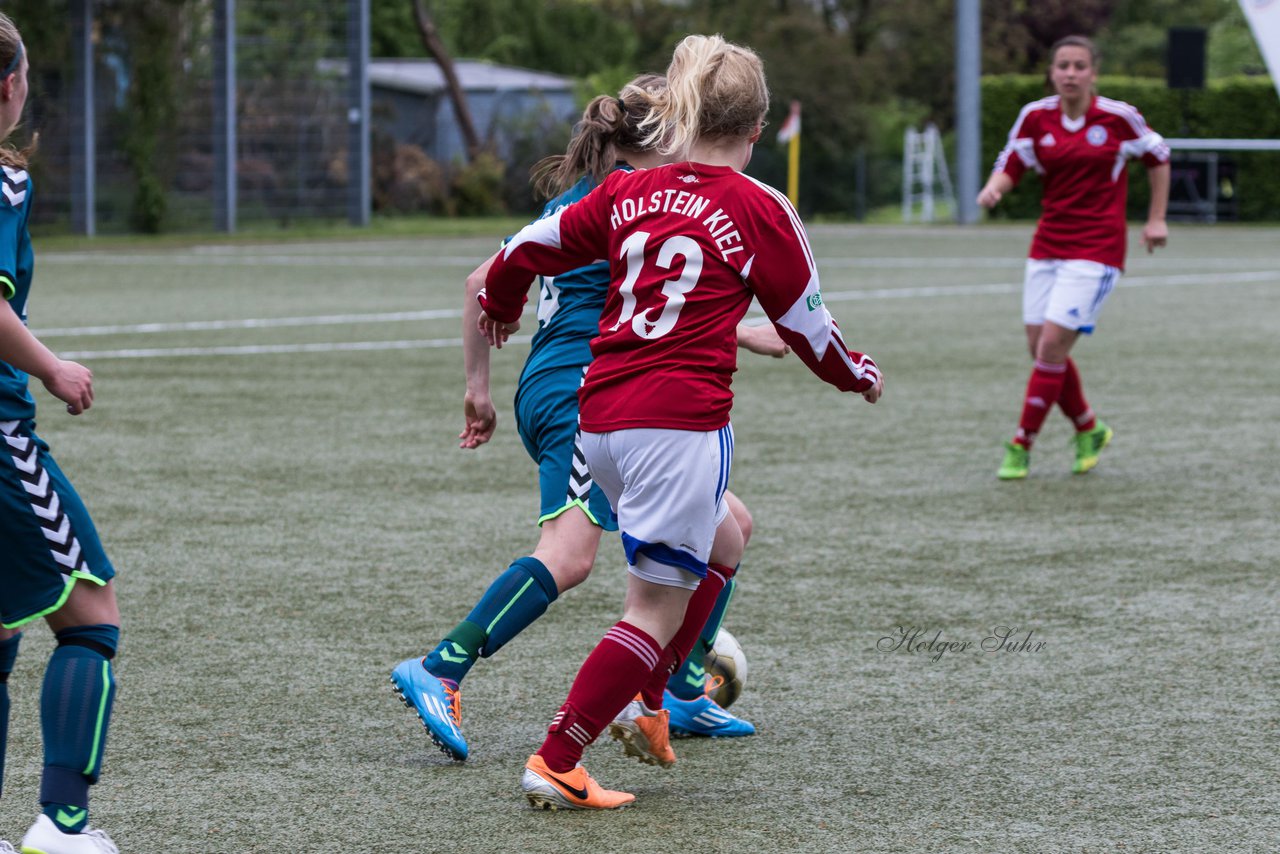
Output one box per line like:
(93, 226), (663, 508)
(477, 34), (882, 810)
(978, 34), (1170, 480)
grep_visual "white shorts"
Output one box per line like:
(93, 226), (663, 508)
(1023, 259), (1120, 334)
(579, 425), (733, 590)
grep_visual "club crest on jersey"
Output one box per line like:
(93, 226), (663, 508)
(806, 293), (823, 311)
(1086, 126), (1109, 146)
(1039, 133), (1056, 147)
(679, 174), (699, 183)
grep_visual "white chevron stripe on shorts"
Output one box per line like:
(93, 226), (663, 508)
(1, 421), (88, 577)
(567, 366), (592, 504)
(567, 432), (592, 503)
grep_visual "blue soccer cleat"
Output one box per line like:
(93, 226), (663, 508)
(390, 657), (468, 761)
(663, 688), (756, 738)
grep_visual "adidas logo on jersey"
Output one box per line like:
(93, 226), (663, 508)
(1039, 133), (1056, 147)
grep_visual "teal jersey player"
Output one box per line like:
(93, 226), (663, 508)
(0, 12), (124, 852)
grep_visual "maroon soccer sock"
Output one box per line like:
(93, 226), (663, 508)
(536, 621), (662, 773)
(638, 564), (732, 710)
(1057, 357), (1096, 432)
(1015, 360), (1068, 448)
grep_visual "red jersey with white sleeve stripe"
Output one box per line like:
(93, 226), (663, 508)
(480, 162), (879, 432)
(993, 95), (1169, 269)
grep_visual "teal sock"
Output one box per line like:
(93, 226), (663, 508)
(0, 632), (20, 798)
(667, 575), (737, 699)
(40, 624), (119, 833)
(425, 557), (558, 685)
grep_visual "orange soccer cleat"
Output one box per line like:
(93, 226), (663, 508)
(520, 755), (635, 811)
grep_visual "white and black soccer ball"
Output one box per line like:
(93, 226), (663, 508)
(703, 627), (748, 709)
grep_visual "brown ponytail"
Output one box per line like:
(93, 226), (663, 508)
(0, 12), (32, 170)
(531, 73), (666, 199)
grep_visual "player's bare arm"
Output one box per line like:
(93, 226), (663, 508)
(1142, 162), (1171, 253)
(735, 321), (789, 358)
(977, 172), (1014, 209)
(461, 253), (500, 448)
(0, 300), (93, 414)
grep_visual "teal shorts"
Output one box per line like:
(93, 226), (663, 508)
(0, 420), (115, 628)
(514, 366), (617, 531)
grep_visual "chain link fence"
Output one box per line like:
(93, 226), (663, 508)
(19, 0), (360, 233)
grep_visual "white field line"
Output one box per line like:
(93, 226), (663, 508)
(40, 253), (489, 268)
(38, 251), (1276, 270)
(48, 268), (1279, 360)
(39, 309), (460, 337)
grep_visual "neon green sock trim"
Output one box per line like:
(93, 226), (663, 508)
(485, 577), (534, 635)
(538, 498), (601, 528)
(84, 660), (111, 775)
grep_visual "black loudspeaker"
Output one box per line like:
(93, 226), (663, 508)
(1167, 27), (1206, 89)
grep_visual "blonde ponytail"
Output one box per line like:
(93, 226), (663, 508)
(641, 34), (768, 158)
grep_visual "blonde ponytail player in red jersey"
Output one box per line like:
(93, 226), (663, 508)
(478, 34), (882, 810)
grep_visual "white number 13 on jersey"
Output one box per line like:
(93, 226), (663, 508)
(609, 230), (703, 339)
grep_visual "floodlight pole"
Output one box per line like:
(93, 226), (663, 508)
(213, 0), (237, 233)
(69, 0), (95, 237)
(348, 0), (371, 226)
(954, 0), (981, 224)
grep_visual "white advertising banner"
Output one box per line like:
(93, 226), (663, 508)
(1240, 0), (1280, 99)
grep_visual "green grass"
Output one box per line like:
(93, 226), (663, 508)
(1, 223), (1276, 852)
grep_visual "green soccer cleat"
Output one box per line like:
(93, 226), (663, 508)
(997, 441), (1029, 480)
(1072, 421), (1113, 474)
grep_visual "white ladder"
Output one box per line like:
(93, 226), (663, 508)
(902, 123), (956, 223)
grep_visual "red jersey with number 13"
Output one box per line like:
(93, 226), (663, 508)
(480, 163), (878, 432)
(993, 95), (1169, 269)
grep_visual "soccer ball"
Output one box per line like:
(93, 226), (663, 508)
(703, 627), (748, 709)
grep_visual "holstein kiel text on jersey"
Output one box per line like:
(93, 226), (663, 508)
(610, 189), (745, 261)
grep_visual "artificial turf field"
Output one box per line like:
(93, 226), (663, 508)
(0, 222), (1275, 852)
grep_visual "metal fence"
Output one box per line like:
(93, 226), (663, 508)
(21, 0), (367, 234)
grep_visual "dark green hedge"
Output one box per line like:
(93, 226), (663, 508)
(981, 75), (1280, 221)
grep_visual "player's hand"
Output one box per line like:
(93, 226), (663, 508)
(976, 186), (1002, 208)
(43, 359), (94, 415)
(477, 310), (520, 349)
(459, 392), (497, 449)
(861, 374), (883, 404)
(736, 323), (790, 358)
(1142, 219), (1168, 253)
